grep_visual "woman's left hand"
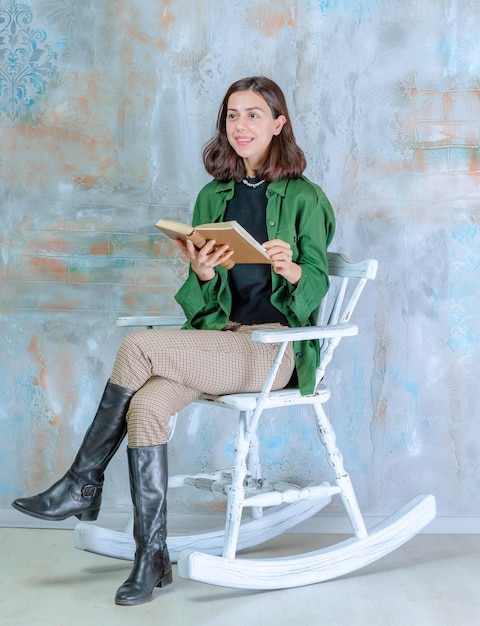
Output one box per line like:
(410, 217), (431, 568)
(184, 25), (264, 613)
(262, 239), (302, 285)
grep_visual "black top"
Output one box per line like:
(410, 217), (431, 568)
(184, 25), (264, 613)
(224, 180), (289, 326)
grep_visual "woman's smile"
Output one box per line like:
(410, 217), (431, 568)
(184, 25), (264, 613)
(234, 135), (254, 146)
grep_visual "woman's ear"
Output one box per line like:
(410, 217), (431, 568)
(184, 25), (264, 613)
(273, 115), (287, 136)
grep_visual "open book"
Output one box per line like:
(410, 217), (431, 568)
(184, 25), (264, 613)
(155, 219), (271, 269)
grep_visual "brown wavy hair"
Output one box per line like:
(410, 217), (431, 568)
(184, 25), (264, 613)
(203, 76), (307, 182)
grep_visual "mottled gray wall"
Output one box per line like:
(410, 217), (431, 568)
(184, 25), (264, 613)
(1, 0), (479, 527)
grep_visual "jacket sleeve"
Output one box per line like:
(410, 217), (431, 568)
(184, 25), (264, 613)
(174, 182), (232, 330)
(271, 180), (335, 327)
(268, 179), (335, 396)
(174, 267), (231, 330)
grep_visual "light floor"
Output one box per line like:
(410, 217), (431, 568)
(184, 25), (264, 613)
(1, 528), (479, 626)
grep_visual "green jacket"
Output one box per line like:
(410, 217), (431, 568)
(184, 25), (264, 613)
(175, 176), (335, 395)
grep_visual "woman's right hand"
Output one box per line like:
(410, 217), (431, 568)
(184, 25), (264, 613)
(173, 238), (233, 282)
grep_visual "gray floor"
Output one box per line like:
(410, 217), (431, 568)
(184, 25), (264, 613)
(1, 528), (479, 626)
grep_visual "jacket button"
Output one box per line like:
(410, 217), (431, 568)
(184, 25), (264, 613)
(269, 221), (275, 227)
(295, 352), (303, 359)
(267, 190), (274, 196)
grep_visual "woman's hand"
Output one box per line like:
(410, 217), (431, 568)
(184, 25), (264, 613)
(262, 239), (302, 285)
(173, 238), (233, 282)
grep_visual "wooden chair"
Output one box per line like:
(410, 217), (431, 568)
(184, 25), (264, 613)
(75, 252), (436, 589)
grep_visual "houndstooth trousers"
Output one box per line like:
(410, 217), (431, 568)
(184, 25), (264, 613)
(109, 323), (295, 447)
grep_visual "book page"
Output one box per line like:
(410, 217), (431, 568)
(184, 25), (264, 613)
(195, 221), (270, 264)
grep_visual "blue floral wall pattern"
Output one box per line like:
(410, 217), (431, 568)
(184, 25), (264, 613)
(0, 0), (60, 120)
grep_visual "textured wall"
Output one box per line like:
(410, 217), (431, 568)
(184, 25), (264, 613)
(1, 0), (479, 525)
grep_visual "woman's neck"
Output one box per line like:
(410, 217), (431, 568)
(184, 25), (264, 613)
(243, 157), (261, 178)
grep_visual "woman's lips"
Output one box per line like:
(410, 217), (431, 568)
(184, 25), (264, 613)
(235, 136), (253, 145)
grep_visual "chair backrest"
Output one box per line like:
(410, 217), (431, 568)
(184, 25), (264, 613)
(315, 252), (378, 386)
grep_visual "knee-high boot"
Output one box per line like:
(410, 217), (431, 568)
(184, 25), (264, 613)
(12, 381), (134, 522)
(115, 445), (172, 606)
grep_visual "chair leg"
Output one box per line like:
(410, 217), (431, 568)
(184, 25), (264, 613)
(246, 430), (263, 520)
(313, 404), (368, 538)
(222, 411), (251, 558)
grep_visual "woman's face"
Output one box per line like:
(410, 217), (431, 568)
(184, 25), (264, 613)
(226, 90), (286, 177)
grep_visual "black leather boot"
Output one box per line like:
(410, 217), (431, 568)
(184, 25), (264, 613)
(12, 381), (134, 522)
(115, 445), (172, 606)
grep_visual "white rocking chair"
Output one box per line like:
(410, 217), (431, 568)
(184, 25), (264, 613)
(74, 252), (436, 590)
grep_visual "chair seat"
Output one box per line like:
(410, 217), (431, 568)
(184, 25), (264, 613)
(196, 384), (330, 412)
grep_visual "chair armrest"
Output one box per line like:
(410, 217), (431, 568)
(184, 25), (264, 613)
(251, 323), (358, 344)
(116, 318), (357, 341)
(117, 315), (186, 328)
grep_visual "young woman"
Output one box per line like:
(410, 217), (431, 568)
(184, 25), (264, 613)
(12, 76), (335, 605)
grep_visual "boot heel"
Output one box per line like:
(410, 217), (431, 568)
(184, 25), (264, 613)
(76, 508), (100, 521)
(157, 569), (173, 588)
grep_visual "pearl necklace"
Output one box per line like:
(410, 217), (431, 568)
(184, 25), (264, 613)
(242, 177), (266, 189)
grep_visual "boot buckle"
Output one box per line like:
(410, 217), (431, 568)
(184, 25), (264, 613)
(81, 484), (100, 499)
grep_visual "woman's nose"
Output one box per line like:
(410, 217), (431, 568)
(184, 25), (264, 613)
(235, 115), (247, 130)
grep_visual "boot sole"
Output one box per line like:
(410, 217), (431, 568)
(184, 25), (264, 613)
(115, 571), (173, 606)
(11, 501), (99, 522)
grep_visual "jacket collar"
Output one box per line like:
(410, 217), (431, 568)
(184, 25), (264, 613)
(267, 178), (289, 196)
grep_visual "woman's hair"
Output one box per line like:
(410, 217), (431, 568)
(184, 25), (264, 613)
(203, 76), (307, 182)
